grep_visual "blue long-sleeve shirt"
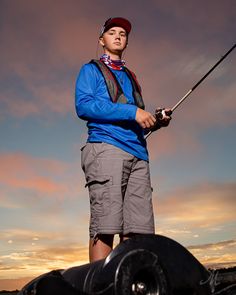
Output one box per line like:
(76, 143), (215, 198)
(75, 62), (149, 161)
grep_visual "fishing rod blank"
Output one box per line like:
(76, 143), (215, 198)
(145, 43), (236, 139)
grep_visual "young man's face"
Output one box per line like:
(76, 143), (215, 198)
(99, 26), (128, 58)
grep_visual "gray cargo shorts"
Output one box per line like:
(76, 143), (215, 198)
(81, 142), (155, 238)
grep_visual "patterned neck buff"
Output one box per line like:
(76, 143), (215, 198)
(100, 54), (125, 70)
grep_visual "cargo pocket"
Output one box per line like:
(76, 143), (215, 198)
(86, 176), (112, 217)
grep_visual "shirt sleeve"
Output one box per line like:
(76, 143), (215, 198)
(75, 63), (138, 123)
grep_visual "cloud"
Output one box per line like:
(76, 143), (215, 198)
(154, 181), (236, 232)
(1, 0), (235, 121)
(0, 224), (89, 251)
(189, 239), (236, 251)
(0, 152), (70, 196)
(0, 244), (89, 289)
(0, 277), (33, 291)
(0, 228), (61, 243)
(187, 239), (236, 268)
(143, 44), (236, 125)
(0, 151), (88, 226)
(1, 246), (88, 266)
(0, 0), (98, 67)
(0, 1), (98, 119)
(0, 73), (74, 119)
(0, 151), (87, 203)
(147, 125), (203, 160)
(0, 227), (89, 289)
(0, 243), (89, 279)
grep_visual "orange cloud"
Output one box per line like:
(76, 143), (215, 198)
(0, 226), (90, 290)
(0, 242), (89, 290)
(0, 277), (33, 291)
(154, 181), (236, 243)
(0, 152), (70, 195)
(0, 152), (87, 210)
(1, 228), (62, 243)
(188, 239), (236, 268)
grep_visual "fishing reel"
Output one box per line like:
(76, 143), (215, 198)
(147, 108), (172, 133)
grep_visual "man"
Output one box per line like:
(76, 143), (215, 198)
(75, 17), (172, 262)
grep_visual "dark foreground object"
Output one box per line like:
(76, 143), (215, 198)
(18, 234), (236, 295)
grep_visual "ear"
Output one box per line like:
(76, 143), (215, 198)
(99, 37), (105, 47)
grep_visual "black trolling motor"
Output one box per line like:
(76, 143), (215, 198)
(145, 43), (236, 139)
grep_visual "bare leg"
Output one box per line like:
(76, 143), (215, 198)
(89, 234), (114, 262)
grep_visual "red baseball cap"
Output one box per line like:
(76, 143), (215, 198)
(100, 17), (132, 36)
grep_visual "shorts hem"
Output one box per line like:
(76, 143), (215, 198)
(90, 228), (122, 238)
(90, 227), (155, 238)
(123, 227), (155, 235)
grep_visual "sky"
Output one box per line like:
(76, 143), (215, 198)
(0, 0), (236, 291)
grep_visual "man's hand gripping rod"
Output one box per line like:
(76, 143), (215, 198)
(145, 43), (236, 139)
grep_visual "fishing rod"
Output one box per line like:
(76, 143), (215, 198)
(145, 43), (236, 139)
